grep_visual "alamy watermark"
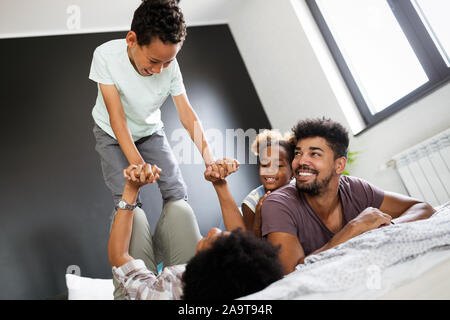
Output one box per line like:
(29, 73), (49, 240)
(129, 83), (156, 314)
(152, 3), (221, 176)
(170, 125), (284, 165)
(366, 264), (382, 290)
(66, 5), (81, 31)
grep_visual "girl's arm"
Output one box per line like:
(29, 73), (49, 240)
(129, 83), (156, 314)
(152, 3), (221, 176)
(241, 204), (255, 233)
(204, 163), (244, 231)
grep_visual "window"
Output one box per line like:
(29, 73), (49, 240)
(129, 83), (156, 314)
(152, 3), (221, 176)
(306, 0), (450, 132)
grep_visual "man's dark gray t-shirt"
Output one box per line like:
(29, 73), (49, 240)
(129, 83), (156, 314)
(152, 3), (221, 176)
(261, 175), (385, 256)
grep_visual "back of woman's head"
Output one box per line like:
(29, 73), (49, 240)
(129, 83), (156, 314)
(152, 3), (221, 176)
(181, 229), (284, 300)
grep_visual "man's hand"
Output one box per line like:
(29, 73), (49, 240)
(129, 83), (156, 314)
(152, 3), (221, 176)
(308, 207), (393, 260)
(205, 158), (240, 183)
(253, 191), (271, 238)
(350, 207), (392, 235)
(123, 163), (162, 187)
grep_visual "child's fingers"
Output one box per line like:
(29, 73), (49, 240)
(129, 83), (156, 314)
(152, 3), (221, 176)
(225, 159), (234, 175)
(147, 165), (160, 183)
(211, 163), (220, 178)
(124, 165), (137, 179)
(140, 168), (147, 183)
(219, 165), (225, 179)
(144, 163), (151, 177)
(132, 164), (142, 182)
(151, 164), (162, 175)
(257, 191), (271, 208)
(204, 166), (212, 180)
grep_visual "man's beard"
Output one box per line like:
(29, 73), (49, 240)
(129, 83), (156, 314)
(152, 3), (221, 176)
(295, 167), (334, 196)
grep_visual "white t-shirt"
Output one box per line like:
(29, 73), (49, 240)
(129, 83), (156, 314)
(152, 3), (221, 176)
(89, 39), (186, 141)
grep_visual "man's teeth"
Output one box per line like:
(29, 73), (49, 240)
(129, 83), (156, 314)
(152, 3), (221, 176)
(298, 172), (314, 176)
(265, 177), (276, 182)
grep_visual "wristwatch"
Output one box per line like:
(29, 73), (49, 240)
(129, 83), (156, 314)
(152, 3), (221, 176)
(116, 199), (138, 211)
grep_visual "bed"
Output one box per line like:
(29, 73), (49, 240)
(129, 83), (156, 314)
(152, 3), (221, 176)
(66, 201), (450, 300)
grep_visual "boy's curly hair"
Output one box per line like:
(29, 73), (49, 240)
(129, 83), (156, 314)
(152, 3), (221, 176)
(181, 229), (284, 300)
(131, 0), (186, 46)
(251, 129), (295, 164)
(291, 117), (349, 159)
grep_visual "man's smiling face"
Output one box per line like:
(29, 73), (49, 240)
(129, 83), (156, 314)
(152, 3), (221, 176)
(292, 137), (341, 196)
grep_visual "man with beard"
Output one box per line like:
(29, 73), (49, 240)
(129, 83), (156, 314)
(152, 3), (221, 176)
(260, 118), (435, 275)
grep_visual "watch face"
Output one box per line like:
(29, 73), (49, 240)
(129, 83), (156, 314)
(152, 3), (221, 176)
(118, 201), (126, 209)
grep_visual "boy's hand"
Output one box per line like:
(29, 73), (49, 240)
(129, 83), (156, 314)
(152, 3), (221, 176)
(123, 163), (162, 187)
(205, 158), (239, 183)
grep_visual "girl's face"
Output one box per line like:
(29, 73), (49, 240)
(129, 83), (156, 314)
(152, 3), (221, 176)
(259, 145), (293, 192)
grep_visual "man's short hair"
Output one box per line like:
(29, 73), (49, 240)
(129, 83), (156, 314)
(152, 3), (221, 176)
(131, 0), (186, 46)
(291, 117), (349, 159)
(181, 229), (284, 300)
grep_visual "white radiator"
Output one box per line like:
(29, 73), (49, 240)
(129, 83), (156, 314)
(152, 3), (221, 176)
(392, 128), (450, 207)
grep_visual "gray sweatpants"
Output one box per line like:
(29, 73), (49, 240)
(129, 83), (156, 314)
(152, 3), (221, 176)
(93, 123), (188, 208)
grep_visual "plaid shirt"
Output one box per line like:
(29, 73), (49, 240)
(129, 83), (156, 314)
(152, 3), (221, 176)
(112, 259), (185, 300)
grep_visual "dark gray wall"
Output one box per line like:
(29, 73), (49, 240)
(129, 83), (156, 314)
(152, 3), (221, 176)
(0, 25), (271, 299)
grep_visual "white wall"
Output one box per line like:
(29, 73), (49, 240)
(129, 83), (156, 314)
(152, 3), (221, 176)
(0, 0), (239, 39)
(229, 0), (450, 195)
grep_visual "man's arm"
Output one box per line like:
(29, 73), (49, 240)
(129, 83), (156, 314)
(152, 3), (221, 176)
(173, 93), (215, 167)
(100, 83), (145, 165)
(266, 207), (393, 273)
(379, 191), (435, 223)
(309, 191), (435, 258)
(309, 206), (393, 258)
(266, 232), (305, 275)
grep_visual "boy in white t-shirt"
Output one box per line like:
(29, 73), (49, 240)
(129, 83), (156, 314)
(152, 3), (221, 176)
(89, 0), (236, 299)
(90, 0), (234, 208)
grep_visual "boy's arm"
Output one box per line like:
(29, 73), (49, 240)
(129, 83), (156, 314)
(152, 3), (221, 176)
(100, 84), (145, 165)
(173, 93), (215, 167)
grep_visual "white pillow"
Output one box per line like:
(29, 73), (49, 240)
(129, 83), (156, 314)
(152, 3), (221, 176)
(66, 274), (114, 300)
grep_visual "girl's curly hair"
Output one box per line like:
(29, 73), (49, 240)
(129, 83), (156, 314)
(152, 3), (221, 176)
(131, 0), (186, 46)
(251, 129), (295, 164)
